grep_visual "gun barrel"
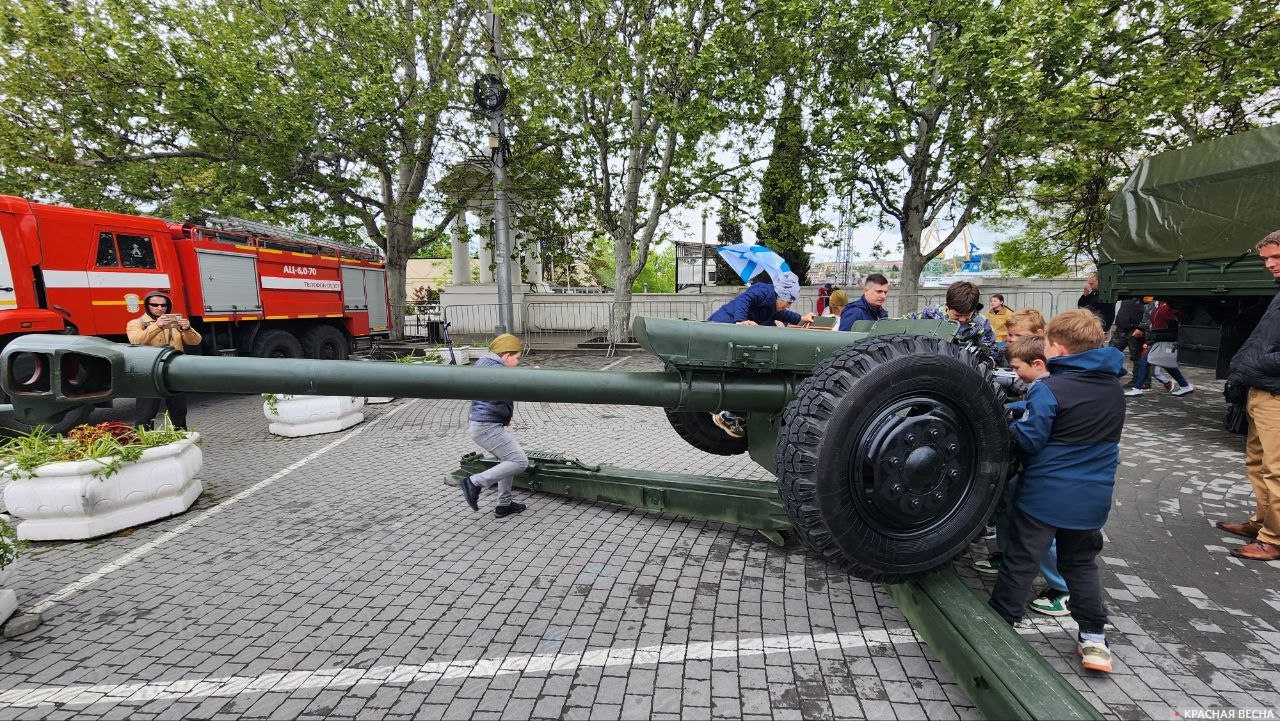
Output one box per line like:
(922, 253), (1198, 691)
(1, 316), (962, 425)
(163, 355), (794, 412)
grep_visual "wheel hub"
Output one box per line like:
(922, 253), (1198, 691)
(853, 397), (975, 535)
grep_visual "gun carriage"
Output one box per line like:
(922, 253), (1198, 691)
(0, 319), (1103, 720)
(0, 317), (1010, 583)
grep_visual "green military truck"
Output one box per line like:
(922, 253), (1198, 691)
(1098, 123), (1280, 375)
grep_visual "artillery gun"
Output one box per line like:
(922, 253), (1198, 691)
(0, 321), (1105, 721)
(0, 317), (1010, 583)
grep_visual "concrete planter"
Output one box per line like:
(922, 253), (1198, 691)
(431, 347), (474, 365)
(1, 434), (203, 541)
(264, 395), (364, 437)
(0, 564), (15, 626)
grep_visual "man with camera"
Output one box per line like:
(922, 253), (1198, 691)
(126, 290), (202, 430)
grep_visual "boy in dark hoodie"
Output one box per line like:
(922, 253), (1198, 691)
(988, 309), (1126, 673)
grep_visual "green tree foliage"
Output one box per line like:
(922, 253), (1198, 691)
(0, 0), (484, 336)
(507, 0), (765, 338)
(412, 230), (453, 259)
(714, 208), (745, 286)
(997, 0), (1280, 276)
(757, 80), (816, 284)
(813, 0), (1117, 308)
(588, 239), (675, 293)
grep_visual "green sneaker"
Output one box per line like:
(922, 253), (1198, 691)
(1028, 588), (1070, 616)
(973, 553), (1002, 575)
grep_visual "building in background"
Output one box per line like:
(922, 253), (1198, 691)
(675, 240), (717, 292)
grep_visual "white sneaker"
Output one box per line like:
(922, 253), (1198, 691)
(1172, 384), (1194, 396)
(1123, 387), (1143, 397)
(1078, 640), (1113, 673)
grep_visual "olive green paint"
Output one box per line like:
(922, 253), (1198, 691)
(888, 572), (1103, 721)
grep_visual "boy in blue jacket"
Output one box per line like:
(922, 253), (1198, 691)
(988, 309), (1126, 673)
(458, 333), (529, 518)
(707, 271), (813, 437)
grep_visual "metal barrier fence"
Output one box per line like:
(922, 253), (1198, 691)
(399, 302), (445, 340)
(441, 303), (509, 348)
(415, 288), (1086, 354)
(524, 301), (612, 350)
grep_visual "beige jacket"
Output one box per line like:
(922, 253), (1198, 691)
(987, 306), (1014, 343)
(126, 315), (202, 352)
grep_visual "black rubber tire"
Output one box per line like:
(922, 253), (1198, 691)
(251, 328), (304, 359)
(301, 325), (350, 360)
(664, 409), (749, 456)
(775, 334), (1009, 583)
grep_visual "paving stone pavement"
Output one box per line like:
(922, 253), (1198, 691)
(0, 352), (1274, 720)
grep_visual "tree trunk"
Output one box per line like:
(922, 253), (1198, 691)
(898, 203), (927, 314)
(610, 284), (632, 344)
(611, 233), (633, 343)
(385, 213), (415, 340)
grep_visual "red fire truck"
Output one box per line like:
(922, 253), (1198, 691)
(0, 196), (391, 364)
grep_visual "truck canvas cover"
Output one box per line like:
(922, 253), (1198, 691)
(1100, 124), (1280, 264)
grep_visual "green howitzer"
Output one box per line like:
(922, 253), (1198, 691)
(0, 316), (1011, 583)
(0, 319), (1103, 721)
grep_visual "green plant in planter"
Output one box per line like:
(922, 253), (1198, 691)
(262, 393), (298, 416)
(0, 516), (23, 572)
(392, 351), (442, 364)
(0, 421), (193, 480)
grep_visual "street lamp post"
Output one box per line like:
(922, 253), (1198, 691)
(700, 209), (708, 291)
(475, 7), (514, 334)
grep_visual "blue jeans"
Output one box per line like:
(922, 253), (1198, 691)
(1130, 350), (1188, 389)
(468, 421), (528, 505)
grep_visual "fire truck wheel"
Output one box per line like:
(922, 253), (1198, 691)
(251, 329), (304, 359)
(301, 325), (350, 361)
(663, 409), (749, 456)
(775, 334), (1009, 584)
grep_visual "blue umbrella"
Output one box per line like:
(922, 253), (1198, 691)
(715, 243), (791, 283)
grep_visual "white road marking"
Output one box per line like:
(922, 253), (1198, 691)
(25, 401), (420, 616)
(0, 628), (913, 708)
(600, 356), (631, 371)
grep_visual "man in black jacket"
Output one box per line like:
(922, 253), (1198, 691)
(1078, 274), (1116, 332)
(1111, 297), (1150, 388)
(1218, 231), (1280, 561)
